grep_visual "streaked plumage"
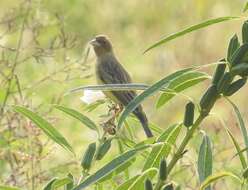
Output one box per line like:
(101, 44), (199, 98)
(90, 35), (153, 137)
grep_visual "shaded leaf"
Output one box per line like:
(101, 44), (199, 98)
(198, 134), (212, 190)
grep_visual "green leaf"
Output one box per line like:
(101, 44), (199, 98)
(43, 178), (57, 190)
(13, 106), (74, 154)
(144, 16), (239, 53)
(226, 129), (247, 169)
(68, 83), (153, 94)
(116, 176), (139, 190)
(118, 68), (193, 129)
(98, 158), (136, 183)
(127, 168), (158, 190)
(199, 172), (241, 190)
(0, 186), (21, 190)
(227, 99), (248, 160)
(197, 134), (212, 190)
(73, 145), (150, 190)
(156, 71), (209, 108)
(243, 2), (248, 12)
(143, 124), (182, 171)
(51, 177), (73, 189)
(54, 105), (99, 133)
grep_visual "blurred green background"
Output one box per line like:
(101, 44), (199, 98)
(1, 0), (248, 189)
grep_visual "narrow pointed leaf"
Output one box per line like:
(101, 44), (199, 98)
(118, 68), (193, 129)
(0, 186), (21, 190)
(227, 99), (248, 160)
(144, 16), (239, 53)
(73, 145), (150, 190)
(127, 168), (158, 190)
(199, 172), (241, 190)
(143, 124), (181, 171)
(198, 134), (213, 190)
(156, 71), (209, 108)
(54, 105), (99, 133)
(226, 129), (247, 169)
(13, 106), (74, 154)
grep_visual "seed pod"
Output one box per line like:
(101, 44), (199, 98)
(95, 139), (112, 160)
(231, 63), (248, 77)
(242, 21), (248, 44)
(159, 158), (167, 181)
(183, 102), (195, 128)
(223, 78), (247, 96)
(145, 178), (153, 190)
(230, 44), (248, 67)
(81, 142), (96, 170)
(227, 34), (240, 62)
(212, 62), (226, 85)
(216, 72), (232, 93)
(200, 85), (218, 115)
(243, 167), (248, 179)
(162, 183), (174, 190)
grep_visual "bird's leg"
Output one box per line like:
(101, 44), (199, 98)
(101, 103), (123, 135)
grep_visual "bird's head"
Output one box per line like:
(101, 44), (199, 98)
(90, 35), (113, 57)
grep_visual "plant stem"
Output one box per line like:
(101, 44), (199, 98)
(167, 115), (205, 174)
(154, 114), (206, 190)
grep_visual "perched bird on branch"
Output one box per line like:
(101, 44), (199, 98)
(90, 35), (153, 137)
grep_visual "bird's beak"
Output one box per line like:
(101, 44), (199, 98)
(90, 39), (100, 47)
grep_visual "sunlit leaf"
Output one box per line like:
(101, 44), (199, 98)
(54, 105), (99, 133)
(156, 71), (210, 108)
(144, 16), (239, 53)
(118, 68), (193, 129)
(127, 168), (158, 190)
(198, 134), (212, 190)
(73, 145), (150, 190)
(243, 2), (248, 12)
(116, 176), (139, 190)
(143, 124), (181, 171)
(199, 172), (241, 190)
(13, 106), (74, 154)
(0, 186), (21, 190)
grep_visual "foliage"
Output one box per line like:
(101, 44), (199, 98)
(1, 0), (248, 190)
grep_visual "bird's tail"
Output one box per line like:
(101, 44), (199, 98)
(133, 107), (153, 138)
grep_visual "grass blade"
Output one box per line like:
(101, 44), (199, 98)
(13, 106), (74, 154)
(0, 186), (21, 190)
(144, 16), (239, 53)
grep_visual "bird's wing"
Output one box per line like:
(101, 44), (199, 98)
(98, 59), (137, 106)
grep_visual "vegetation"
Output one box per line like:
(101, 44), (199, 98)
(1, 0), (248, 190)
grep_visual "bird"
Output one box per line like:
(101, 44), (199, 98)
(90, 35), (153, 138)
